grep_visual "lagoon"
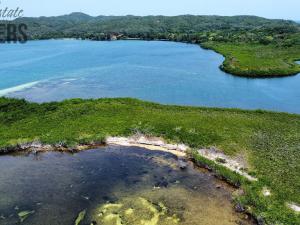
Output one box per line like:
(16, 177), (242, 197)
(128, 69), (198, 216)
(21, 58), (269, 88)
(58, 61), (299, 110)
(0, 146), (253, 225)
(0, 40), (299, 113)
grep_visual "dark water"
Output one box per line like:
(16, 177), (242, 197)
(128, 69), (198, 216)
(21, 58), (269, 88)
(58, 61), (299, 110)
(0, 146), (252, 225)
(0, 40), (299, 114)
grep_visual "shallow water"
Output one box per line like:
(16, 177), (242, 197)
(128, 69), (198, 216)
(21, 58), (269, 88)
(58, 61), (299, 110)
(0, 146), (252, 225)
(0, 40), (299, 114)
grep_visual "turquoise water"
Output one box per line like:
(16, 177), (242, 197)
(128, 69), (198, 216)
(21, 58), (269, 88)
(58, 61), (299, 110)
(0, 40), (300, 114)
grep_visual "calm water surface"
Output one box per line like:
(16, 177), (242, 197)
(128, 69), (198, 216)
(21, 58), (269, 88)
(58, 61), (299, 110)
(0, 146), (252, 225)
(0, 40), (299, 113)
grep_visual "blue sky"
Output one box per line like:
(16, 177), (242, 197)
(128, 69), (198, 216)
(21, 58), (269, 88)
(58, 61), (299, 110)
(4, 0), (300, 20)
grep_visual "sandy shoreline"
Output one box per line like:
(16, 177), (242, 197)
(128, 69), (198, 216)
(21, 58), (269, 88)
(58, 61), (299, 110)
(106, 136), (257, 181)
(106, 136), (187, 157)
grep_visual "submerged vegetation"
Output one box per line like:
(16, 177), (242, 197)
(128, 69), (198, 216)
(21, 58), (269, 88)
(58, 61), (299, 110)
(0, 97), (299, 224)
(0, 144), (248, 225)
(93, 197), (180, 225)
(11, 13), (300, 77)
(17, 210), (35, 223)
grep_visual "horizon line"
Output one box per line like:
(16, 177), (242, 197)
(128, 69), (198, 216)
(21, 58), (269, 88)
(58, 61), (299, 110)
(19, 12), (299, 21)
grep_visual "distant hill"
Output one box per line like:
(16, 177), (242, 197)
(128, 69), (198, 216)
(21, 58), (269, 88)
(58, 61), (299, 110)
(13, 13), (300, 42)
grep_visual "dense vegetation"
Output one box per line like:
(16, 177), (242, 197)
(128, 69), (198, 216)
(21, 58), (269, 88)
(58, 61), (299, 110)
(13, 13), (300, 44)
(10, 13), (300, 77)
(203, 42), (300, 77)
(0, 97), (299, 224)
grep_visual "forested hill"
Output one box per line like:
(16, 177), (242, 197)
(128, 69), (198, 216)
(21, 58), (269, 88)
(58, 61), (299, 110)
(13, 13), (300, 45)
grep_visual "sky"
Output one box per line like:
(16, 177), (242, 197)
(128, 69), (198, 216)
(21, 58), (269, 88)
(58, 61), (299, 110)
(2, 0), (300, 20)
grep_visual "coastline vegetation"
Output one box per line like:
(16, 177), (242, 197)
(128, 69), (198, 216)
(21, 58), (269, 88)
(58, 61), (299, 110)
(202, 42), (300, 77)
(0, 97), (299, 224)
(12, 13), (300, 77)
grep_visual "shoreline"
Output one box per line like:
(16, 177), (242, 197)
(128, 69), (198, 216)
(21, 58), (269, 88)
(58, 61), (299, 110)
(106, 136), (257, 181)
(0, 135), (256, 181)
(106, 136), (300, 215)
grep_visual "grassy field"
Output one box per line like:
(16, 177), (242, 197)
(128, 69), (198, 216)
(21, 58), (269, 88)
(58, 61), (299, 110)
(203, 42), (300, 77)
(0, 97), (300, 224)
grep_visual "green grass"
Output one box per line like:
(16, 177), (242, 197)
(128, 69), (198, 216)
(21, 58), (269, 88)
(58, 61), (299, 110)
(0, 97), (300, 224)
(203, 42), (300, 77)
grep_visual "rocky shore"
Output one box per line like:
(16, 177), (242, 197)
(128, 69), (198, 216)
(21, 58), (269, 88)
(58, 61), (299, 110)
(0, 140), (105, 154)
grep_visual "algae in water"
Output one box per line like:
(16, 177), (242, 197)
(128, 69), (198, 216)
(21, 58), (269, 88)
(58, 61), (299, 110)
(18, 210), (35, 222)
(75, 209), (86, 225)
(93, 197), (179, 225)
